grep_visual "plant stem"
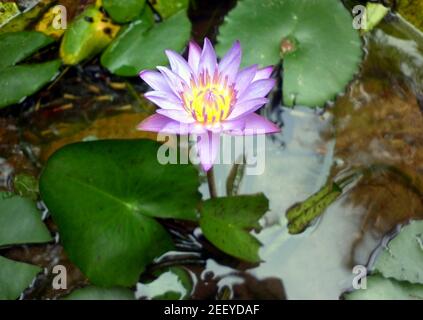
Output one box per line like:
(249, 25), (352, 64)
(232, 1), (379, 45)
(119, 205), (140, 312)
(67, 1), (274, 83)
(207, 167), (217, 198)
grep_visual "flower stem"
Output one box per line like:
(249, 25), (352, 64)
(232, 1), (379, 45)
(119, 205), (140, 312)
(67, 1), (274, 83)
(207, 167), (217, 198)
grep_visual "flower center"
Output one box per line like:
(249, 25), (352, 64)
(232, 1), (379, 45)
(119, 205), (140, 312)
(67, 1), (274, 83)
(181, 72), (236, 124)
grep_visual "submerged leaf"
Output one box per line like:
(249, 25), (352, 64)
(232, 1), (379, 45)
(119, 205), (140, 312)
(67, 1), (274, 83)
(286, 181), (342, 234)
(13, 173), (39, 201)
(39, 139), (201, 286)
(199, 194), (269, 263)
(217, 0), (363, 107)
(0, 2), (20, 28)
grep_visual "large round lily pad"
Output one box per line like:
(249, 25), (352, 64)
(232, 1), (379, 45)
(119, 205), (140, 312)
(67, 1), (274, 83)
(39, 139), (201, 287)
(216, 0), (363, 107)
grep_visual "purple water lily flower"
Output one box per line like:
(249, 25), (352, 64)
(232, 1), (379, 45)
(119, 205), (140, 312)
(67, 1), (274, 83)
(137, 38), (280, 171)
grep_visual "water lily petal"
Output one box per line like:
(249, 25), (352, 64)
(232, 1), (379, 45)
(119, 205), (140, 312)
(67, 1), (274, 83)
(139, 70), (172, 92)
(218, 40), (241, 83)
(241, 113), (280, 135)
(226, 97), (268, 120)
(165, 50), (193, 84)
(156, 108), (195, 124)
(238, 78), (275, 102)
(253, 66), (274, 81)
(137, 113), (175, 132)
(235, 64), (258, 98)
(157, 66), (187, 96)
(196, 131), (220, 171)
(144, 91), (183, 110)
(188, 41), (201, 74)
(198, 38), (217, 78)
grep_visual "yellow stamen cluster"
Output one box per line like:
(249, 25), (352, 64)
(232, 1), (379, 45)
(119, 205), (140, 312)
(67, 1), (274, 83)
(181, 72), (236, 124)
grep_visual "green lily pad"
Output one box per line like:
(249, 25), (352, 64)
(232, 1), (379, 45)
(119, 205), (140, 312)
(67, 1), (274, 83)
(0, 31), (54, 69)
(103, 0), (147, 23)
(0, 256), (42, 300)
(137, 267), (193, 300)
(344, 275), (423, 300)
(199, 194), (269, 263)
(0, 60), (61, 109)
(151, 0), (189, 19)
(63, 286), (135, 300)
(0, 31), (60, 109)
(374, 220), (423, 285)
(0, 192), (52, 247)
(39, 140), (201, 286)
(101, 9), (191, 76)
(216, 0), (363, 107)
(60, 6), (120, 65)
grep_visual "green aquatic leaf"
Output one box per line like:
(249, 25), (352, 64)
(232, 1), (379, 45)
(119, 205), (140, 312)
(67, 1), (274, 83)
(13, 173), (39, 201)
(0, 31), (60, 109)
(63, 286), (135, 300)
(101, 9), (191, 76)
(344, 275), (423, 300)
(138, 267), (193, 300)
(103, 0), (147, 23)
(199, 194), (269, 263)
(216, 0), (363, 107)
(286, 181), (342, 234)
(362, 3), (390, 33)
(0, 31), (54, 69)
(0, 60), (61, 109)
(0, 256), (42, 300)
(374, 220), (423, 285)
(39, 139), (201, 286)
(60, 6), (120, 65)
(0, 192), (51, 247)
(0, 2), (20, 28)
(151, 0), (189, 19)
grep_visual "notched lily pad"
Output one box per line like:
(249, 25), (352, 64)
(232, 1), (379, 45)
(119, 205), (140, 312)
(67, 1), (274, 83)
(103, 0), (147, 23)
(199, 194), (269, 263)
(39, 139), (201, 287)
(217, 0), (363, 107)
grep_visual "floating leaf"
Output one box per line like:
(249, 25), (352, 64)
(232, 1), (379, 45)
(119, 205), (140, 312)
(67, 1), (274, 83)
(286, 181), (342, 234)
(151, 0), (189, 19)
(0, 192), (52, 247)
(35, 4), (67, 39)
(0, 60), (61, 109)
(0, 256), (42, 300)
(137, 267), (193, 300)
(344, 275), (423, 300)
(0, 31), (60, 109)
(39, 140), (201, 286)
(216, 0), (363, 107)
(374, 220), (423, 285)
(103, 0), (147, 23)
(60, 6), (120, 65)
(199, 194), (269, 263)
(0, 31), (54, 69)
(101, 9), (191, 76)
(63, 286), (135, 300)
